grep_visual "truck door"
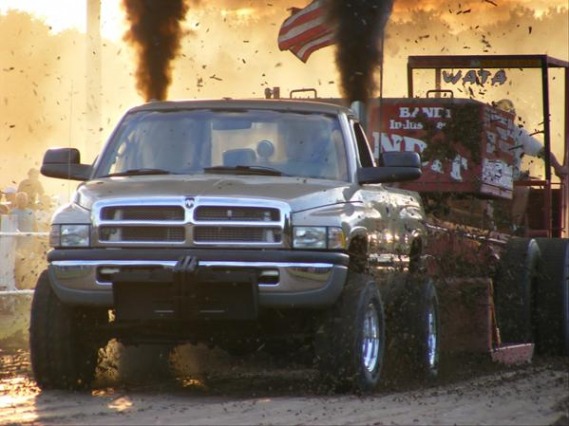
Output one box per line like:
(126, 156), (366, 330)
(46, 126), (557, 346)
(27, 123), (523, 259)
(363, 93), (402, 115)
(353, 120), (421, 263)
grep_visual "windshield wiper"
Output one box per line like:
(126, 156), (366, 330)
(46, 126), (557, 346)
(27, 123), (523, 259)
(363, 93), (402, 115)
(203, 165), (283, 176)
(104, 168), (172, 177)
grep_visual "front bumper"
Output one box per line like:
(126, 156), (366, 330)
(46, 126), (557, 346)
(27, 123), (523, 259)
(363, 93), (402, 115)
(47, 248), (349, 310)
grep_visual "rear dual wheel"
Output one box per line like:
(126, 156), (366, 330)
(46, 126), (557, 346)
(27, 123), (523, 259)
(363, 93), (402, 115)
(406, 279), (440, 379)
(389, 277), (440, 381)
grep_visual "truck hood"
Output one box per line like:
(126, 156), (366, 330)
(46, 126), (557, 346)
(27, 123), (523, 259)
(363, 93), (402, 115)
(75, 174), (354, 212)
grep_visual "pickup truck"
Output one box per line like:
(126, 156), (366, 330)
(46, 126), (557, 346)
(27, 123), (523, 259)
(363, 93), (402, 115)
(30, 99), (434, 393)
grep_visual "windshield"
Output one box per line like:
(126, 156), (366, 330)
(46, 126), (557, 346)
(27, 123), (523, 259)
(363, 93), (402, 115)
(95, 108), (348, 181)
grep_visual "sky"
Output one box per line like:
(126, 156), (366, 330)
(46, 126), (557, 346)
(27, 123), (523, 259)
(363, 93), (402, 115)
(0, 0), (124, 39)
(1, 0), (567, 40)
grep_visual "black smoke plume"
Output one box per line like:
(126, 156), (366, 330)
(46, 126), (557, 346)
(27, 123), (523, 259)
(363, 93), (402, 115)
(122, 0), (190, 101)
(327, 0), (394, 103)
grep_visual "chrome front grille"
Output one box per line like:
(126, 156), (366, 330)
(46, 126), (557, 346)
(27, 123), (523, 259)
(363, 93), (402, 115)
(93, 198), (288, 247)
(101, 206), (185, 221)
(195, 206), (280, 222)
(99, 226), (185, 242)
(193, 226), (282, 243)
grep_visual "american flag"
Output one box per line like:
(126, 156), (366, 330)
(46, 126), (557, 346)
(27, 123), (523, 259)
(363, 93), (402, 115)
(277, 0), (335, 62)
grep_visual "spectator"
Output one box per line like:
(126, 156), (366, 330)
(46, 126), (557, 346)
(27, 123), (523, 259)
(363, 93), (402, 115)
(10, 191), (37, 233)
(34, 193), (54, 232)
(18, 168), (45, 204)
(0, 190), (9, 214)
(10, 192), (40, 290)
(1, 187), (17, 213)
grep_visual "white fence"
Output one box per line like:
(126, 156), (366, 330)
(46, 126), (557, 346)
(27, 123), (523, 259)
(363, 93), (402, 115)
(0, 215), (48, 292)
(0, 215), (48, 345)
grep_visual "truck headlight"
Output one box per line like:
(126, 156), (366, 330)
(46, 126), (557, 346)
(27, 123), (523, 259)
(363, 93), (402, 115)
(292, 226), (346, 250)
(50, 224), (91, 248)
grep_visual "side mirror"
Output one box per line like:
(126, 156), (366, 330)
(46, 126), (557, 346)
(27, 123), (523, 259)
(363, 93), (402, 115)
(41, 148), (92, 181)
(358, 151), (422, 184)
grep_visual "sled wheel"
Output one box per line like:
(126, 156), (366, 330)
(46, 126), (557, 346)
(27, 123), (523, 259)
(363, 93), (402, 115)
(315, 271), (385, 393)
(534, 238), (569, 356)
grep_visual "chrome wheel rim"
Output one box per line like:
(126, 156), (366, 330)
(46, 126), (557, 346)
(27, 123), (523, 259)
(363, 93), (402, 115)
(362, 302), (381, 374)
(426, 302), (438, 369)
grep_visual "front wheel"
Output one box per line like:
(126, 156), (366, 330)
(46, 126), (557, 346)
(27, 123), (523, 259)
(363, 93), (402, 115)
(29, 270), (107, 390)
(314, 272), (385, 393)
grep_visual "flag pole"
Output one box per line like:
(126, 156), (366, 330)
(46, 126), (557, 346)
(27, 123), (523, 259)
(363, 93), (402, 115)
(375, 33), (386, 160)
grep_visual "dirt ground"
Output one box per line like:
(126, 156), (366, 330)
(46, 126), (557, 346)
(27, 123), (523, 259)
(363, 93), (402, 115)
(0, 340), (567, 426)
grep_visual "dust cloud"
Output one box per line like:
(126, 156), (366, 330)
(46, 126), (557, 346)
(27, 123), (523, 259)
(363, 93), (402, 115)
(0, 0), (567, 200)
(0, 0), (567, 376)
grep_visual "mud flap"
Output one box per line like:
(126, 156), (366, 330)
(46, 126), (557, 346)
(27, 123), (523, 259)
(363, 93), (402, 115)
(173, 256), (259, 321)
(112, 256), (259, 321)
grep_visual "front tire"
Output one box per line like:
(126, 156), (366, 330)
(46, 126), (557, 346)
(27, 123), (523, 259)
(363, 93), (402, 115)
(29, 270), (107, 390)
(314, 272), (385, 393)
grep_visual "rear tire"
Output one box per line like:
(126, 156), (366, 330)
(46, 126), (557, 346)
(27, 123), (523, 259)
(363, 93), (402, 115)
(30, 270), (107, 390)
(404, 278), (440, 379)
(314, 272), (385, 393)
(534, 238), (569, 356)
(387, 275), (440, 382)
(494, 238), (541, 344)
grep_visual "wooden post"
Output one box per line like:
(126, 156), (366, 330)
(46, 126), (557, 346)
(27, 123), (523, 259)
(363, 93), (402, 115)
(86, 0), (102, 163)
